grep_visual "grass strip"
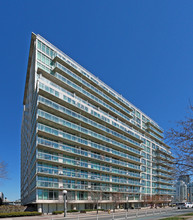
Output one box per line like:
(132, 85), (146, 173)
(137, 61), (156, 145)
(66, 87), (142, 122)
(160, 217), (188, 220)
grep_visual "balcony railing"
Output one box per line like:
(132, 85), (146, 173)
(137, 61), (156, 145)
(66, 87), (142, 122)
(37, 166), (141, 186)
(37, 137), (141, 171)
(37, 109), (141, 153)
(52, 62), (133, 118)
(37, 180), (59, 188)
(38, 95), (141, 145)
(37, 151), (140, 178)
(146, 125), (163, 138)
(37, 73), (142, 142)
(37, 123), (141, 164)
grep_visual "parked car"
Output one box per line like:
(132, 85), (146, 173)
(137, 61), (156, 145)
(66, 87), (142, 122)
(177, 202), (193, 209)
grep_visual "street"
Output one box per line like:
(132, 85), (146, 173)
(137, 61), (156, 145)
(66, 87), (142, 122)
(3, 208), (193, 220)
(56, 208), (193, 220)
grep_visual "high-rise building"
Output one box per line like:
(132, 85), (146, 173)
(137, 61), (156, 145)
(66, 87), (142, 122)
(178, 175), (190, 185)
(187, 182), (193, 203)
(175, 181), (187, 203)
(21, 33), (174, 213)
(0, 192), (4, 205)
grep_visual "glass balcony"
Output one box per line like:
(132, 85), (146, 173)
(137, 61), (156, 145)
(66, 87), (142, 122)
(154, 178), (174, 185)
(38, 95), (141, 144)
(37, 166), (141, 186)
(37, 75), (142, 142)
(40, 65), (133, 125)
(52, 62), (133, 117)
(155, 191), (174, 195)
(37, 151), (140, 179)
(37, 180), (59, 188)
(156, 172), (173, 179)
(155, 185), (174, 190)
(156, 148), (173, 157)
(37, 36), (137, 123)
(154, 160), (172, 168)
(155, 153), (172, 162)
(51, 52), (134, 113)
(146, 121), (164, 133)
(37, 137), (141, 172)
(147, 131), (163, 142)
(36, 180), (141, 194)
(37, 109), (142, 154)
(146, 125), (163, 139)
(37, 166), (59, 175)
(156, 166), (172, 173)
(37, 123), (141, 164)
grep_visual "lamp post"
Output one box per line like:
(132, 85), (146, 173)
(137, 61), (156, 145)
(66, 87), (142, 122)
(63, 190), (67, 217)
(127, 194), (129, 212)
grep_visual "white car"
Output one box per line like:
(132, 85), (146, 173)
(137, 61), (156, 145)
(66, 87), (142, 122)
(178, 202), (193, 209)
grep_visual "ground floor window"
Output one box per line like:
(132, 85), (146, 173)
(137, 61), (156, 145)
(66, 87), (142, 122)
(77, 191), (88, 200)
(102, 193), (110, 200)
(67, 191), (75, 200)
(37, 189), (58, 200)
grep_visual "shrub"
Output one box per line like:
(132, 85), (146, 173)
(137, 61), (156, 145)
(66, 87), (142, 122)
(83, 209), (104, 212)
(53, 210), (79, 214)
(0, 212), (41, 218)
(67, 210), (79, 213)
(80, 210), (86, 213)
(52, 211), (64, 215)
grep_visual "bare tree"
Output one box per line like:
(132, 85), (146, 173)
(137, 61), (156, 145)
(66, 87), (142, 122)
(0, 161), (7, 179)
(112, 193), (121, 212)
(142, 194), (170, 208)
(166, 105), (193, 178)
(89, 190), (101, 214)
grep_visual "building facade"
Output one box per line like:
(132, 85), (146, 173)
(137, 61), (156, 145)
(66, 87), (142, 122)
(0, 193), (4, 205)
(178, 175), (190, 185)
(175, 181), (187, 203)
(21, 33), (174, 213)
(188, 183), (193, 203)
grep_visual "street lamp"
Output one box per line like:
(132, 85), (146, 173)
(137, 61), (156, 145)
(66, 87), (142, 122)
(63, 190), (67, 217)
(127, 194), (129, 212)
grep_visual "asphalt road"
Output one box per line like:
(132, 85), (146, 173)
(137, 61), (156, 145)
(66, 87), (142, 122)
(54, 208), (193, 220)
(3, 208), (193, 220)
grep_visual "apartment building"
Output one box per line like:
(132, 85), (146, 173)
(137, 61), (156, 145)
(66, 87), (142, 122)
(21, 33), (174, 213)
(175, 181), (187, 203)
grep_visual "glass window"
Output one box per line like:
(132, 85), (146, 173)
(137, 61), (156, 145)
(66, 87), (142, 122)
(54, 191), (58, 200)
(46, 47), (49, 56)
(48, 191), (53, 200)
(38, 189), (43, 199)
(43, 190), (48, 200)
(37, 52), (41, 60)
(102, 193), (110, 200)
(37, 40), (41, 49)
(77, 191), (88, 200)
(42, 44), (45, 53)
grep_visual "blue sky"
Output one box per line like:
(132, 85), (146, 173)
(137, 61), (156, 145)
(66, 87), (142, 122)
(0, 0), (193, 201)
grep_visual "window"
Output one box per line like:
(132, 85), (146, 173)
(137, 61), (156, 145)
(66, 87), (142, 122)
(77, 191), (88, 200)
(67, 191), (75, 200)
(102, 193), (110, 200)
(37, 189), (58, 200)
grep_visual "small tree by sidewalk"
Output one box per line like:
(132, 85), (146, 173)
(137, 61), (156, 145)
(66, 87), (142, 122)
(112, 193), (121, 212)
(89, 190), (101, 214)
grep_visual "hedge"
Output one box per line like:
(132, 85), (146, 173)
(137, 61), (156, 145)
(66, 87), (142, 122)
(68, 210), (79, 213)
(0, 212), (41, 218)
(53, 210), (79, 214)
(80, 209), (104, 213)
(52, 211), (63, 215)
